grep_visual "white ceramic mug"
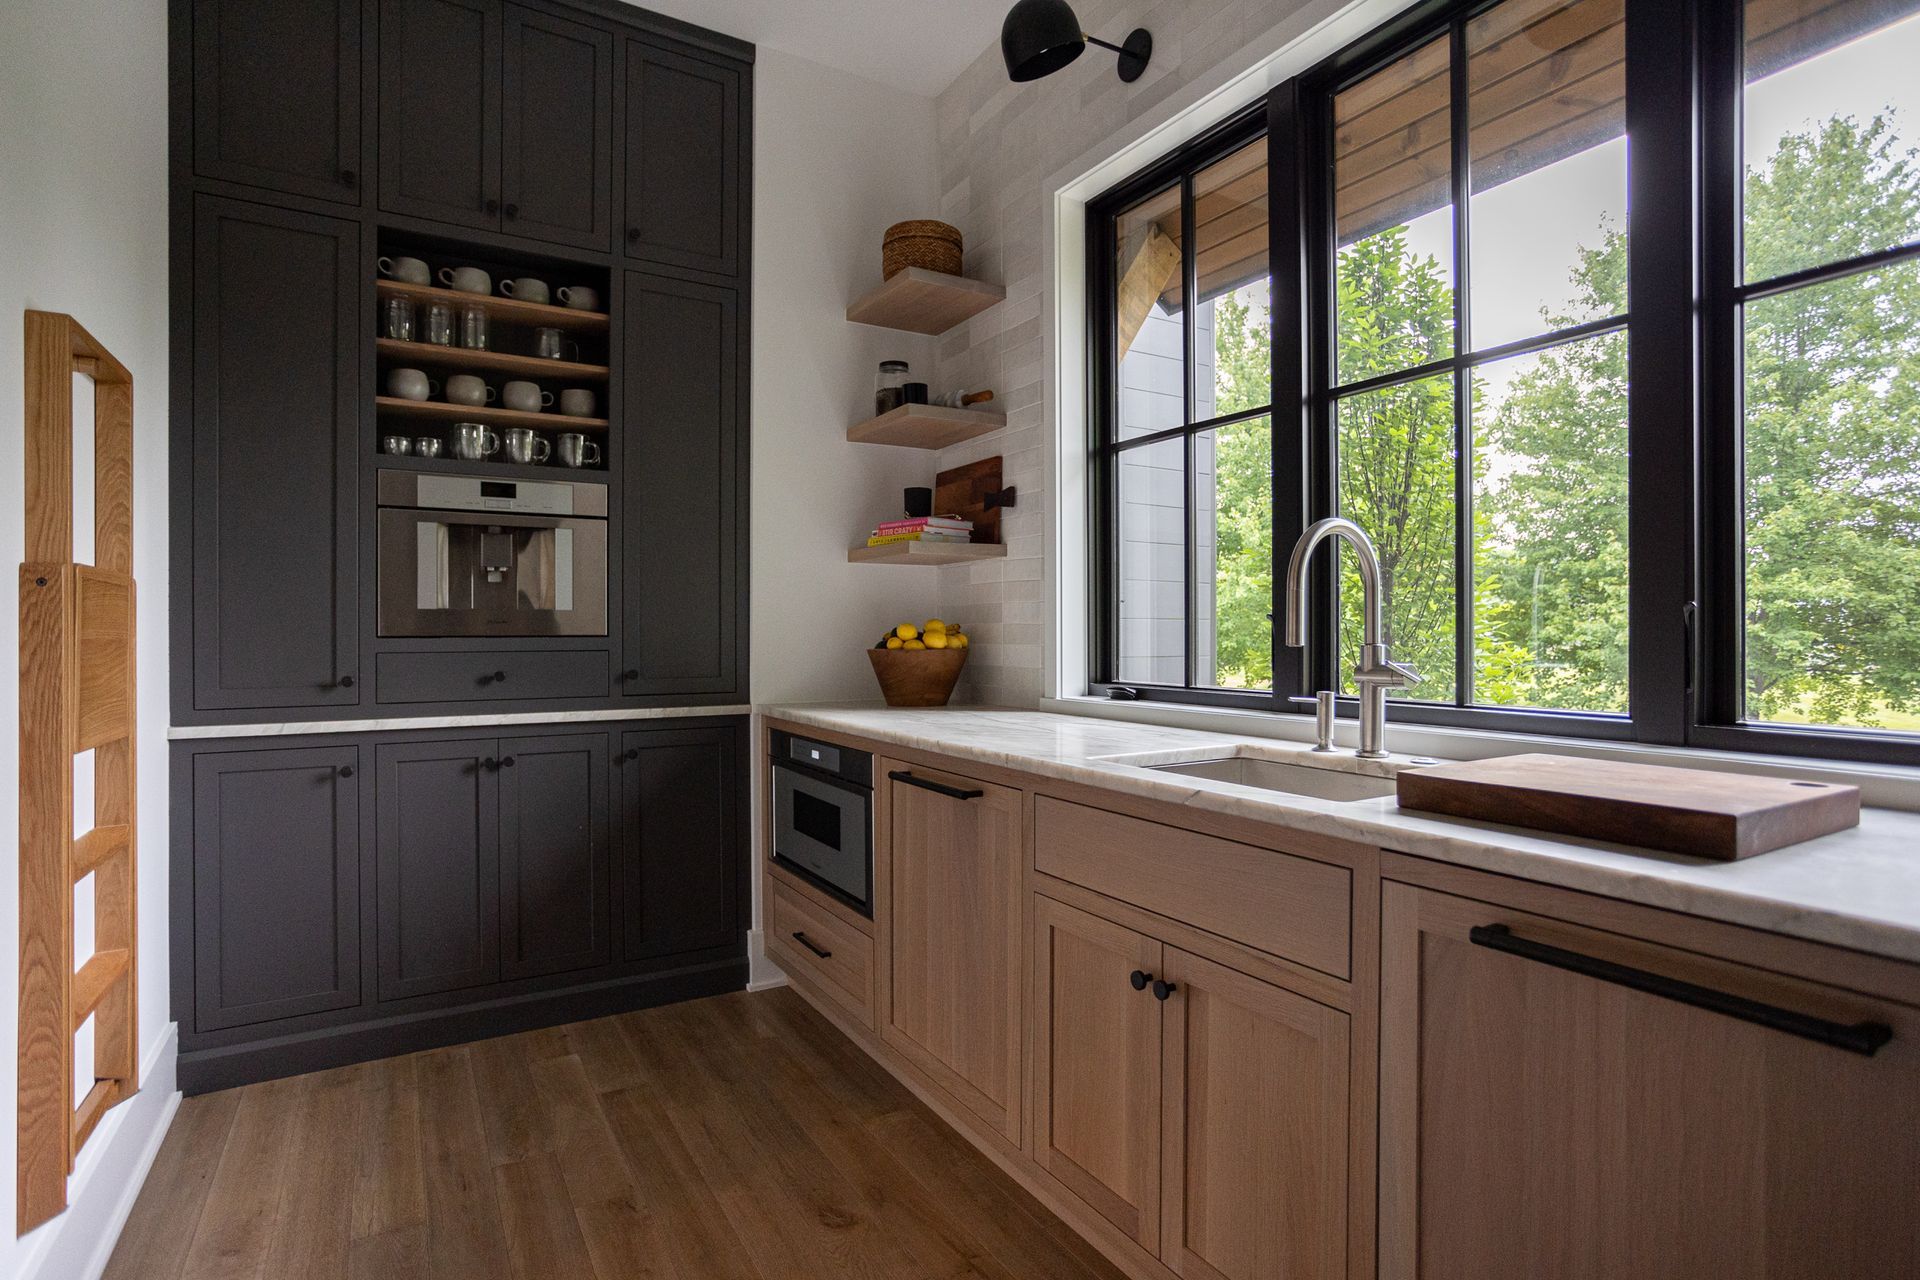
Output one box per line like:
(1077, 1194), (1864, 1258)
(558, 388), (596, 418)
(556, 285), (600, 312)
(498, 276), (551, 305)
(384, 367), (438, 401)
(501, 380), (554, 413)
(444, 374), (496, 407)
(378, 255), (431, 285)
(437, 265), (492, 295)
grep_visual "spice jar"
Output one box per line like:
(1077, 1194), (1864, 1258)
(876, 360), (910, 416)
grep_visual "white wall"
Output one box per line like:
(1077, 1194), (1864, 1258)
(1, 1), (179, 1276)
(749, 47), (947, 705)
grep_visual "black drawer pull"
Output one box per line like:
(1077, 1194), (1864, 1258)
(888, 770), (983, 801)
(1129, 969), (1152, 991)
(792, 931), (832, 960)
(1469, 924), (1894, 1057)
(1152, 979), (1176, 1001)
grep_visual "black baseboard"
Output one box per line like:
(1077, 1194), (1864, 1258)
(177, 957), (747, 1094)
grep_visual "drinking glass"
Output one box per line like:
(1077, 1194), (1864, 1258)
(458, 305), (489, 350)
(382, 296), (416, 341)
(423, 301), (455, 346)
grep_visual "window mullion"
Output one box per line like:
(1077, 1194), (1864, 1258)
(1271, 80), (1310, 704)
(1181, 173), (1199, 691)
(1450, 18), (1474, 709)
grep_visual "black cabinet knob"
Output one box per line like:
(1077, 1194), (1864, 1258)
(338, 168), (356, 187)
(504, 202), (518, 219)
(338, 765), (354, 778)
(1152, 979), (1177, 1001)
(1129, 970), (1152, 991)
(500, 755), (516, 768)
(485, 198), (500, 215)
(623, 747), (639, 762)
(619, 669), (638, 682)
(626, 227), (641, 243)
(480, 669), (507, 685)
(338, 674), (355, 688)
(483, 757), (498, 770)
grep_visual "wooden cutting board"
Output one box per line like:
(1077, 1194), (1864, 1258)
(1394, 753), (1861, 860)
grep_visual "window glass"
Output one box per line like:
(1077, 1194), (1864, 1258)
(1473, 331), (1629, 712)
(1115, 187), (1185, 441)
(1193, 140), (1272, 414)
(1466, 0), (1628, 349)
(1744, 0), (1920, 284)
(1743, 259), (1920, 729)
(1194, 416), (1273, 689)
(1116, 435), (1188, 684)
(1335, 36), (1456, 385)
(1336, 374), (1457, 701)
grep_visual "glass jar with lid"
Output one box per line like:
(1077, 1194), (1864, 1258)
(876, 360), (910, 416)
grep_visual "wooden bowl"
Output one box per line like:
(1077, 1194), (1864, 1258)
(867, 647), (968, 707)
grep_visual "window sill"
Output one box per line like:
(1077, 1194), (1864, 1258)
(1041, 693), (1920, 812)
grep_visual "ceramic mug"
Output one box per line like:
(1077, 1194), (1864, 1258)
(503, 427), (552, 465)
(556, 432), (601, 468)
(499, 276), (551, 304)
(444, 374), (496, 407)
(438, 265), (492, 295)
(449, 422), (499, 460)
(377, 255), (431, 285)
(556, 285), (600, 312)
(558, 388), (595, 418)
(384, 367), (438, 401)
(501, 380), (554, 413)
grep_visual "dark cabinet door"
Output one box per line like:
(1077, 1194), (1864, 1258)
(192, 746), (362, 1031)
(191, 196), (360, 712)
(378, 0), (501, 230)
(618, 724), (743, 961)
(623, 39), (742, 276)
(193, 0), (362, 203)
(621, 273), (744, 698)
(375, 738), (500, 999)
(500, 4), (613, 251)
(497, 732), (611, 979)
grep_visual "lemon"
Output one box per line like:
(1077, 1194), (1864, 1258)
(923, 618), (948, 634)
(894, 622), (919, 641)
(924, 631), (949, 649)
(952, 632), (970, 649)
(903, 638), (927, 651)
(886, 636), (904, 650)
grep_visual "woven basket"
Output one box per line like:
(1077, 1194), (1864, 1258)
(882, 220), (963, 279)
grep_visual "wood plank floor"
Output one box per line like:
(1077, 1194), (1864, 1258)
(106, 988), (1129, 1280)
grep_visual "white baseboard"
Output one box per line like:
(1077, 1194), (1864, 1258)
(745, 928), (789, 992)
(15, 1024), (181, 1280)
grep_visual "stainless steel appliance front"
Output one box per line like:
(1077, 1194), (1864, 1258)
(770, 731), (874, 916)
(377, 470), (609, 637)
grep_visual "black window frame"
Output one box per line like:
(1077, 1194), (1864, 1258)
(1086, 0), (1920, 768)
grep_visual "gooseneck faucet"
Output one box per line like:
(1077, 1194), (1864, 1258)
(1282, 517), (1421, 759)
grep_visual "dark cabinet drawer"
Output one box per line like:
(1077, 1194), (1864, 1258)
(375, 650), (608, 703)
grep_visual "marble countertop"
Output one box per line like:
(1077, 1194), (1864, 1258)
(761, 703), (1920, 966)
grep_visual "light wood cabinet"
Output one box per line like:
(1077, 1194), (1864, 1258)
(1379, 879), (1920, 1279)
(881, 760), (1025, 1144)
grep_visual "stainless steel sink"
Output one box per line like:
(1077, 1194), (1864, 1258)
(1135, 755), (1399, 802)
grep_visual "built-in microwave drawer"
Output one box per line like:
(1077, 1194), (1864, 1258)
(374, 650), (609, 704)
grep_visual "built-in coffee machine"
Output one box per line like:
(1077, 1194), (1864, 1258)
(376, 470), (608, 637)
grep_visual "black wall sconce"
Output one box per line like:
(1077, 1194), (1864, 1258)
(1001, 0), (1152, 84)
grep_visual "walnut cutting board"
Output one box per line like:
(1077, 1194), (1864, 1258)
(1394, 753), (1861, 860)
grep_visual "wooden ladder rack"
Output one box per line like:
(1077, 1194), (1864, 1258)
(17, 310), (138, 1233)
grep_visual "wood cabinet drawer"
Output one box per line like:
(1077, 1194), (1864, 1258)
(375, 650), (608, 704)
(768, 878), (872, 1025)
(1034, 797), (1352, 980)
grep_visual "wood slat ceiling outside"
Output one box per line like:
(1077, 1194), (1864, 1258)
(1134, 0), (1916, 312)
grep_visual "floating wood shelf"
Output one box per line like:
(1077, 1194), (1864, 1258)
(375, 337), (609, 381)
(375, 279), (609, 332)
(847, 541), (1007, 565)
(846, 267), (1004, 335)
(374, 396), (609, 432)
(848, 403), (1007, 449)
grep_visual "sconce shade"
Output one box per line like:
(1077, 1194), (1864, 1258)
(1001, 0), (1086, 82)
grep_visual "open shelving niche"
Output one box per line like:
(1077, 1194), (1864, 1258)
(844, 265), (1008, 561)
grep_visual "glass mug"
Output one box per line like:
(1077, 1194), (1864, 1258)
(503, 427), (551, 466)
(449, 422), (499, 461)
(556, 432), (601, 468)
(533, 327), (580, 362)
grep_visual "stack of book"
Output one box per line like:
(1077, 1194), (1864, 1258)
(866, 515), (975, 547)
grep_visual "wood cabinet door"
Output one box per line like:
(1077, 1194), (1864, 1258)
(375, 738), (500, 999)
(193, 0), (362, 203)
(500, 3), (612, 250)
(881, 761), (1024, 1143)
(618, 724), (743, 961)
(1159, 947), (1350, 1280)
(190, 196), (360, 712)
(619, 272), (743, 698)
(378, 0), (501, 230)
(192, 746), (362, 1030)
(1379, 881), (1920, 1279)
(622, 38), (742, 276)
(1032, 896), (1164, 1251)
(497, 732), (610, 980)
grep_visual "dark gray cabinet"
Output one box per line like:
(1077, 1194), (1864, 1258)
(378, 0), (501, 230)
(375, 738), (500, 999)
(623, 39), (743, 276)
(191, 746), (361, 1030)
(619, 724), (743, 960)
(621, 272), (744, 698)
(193, 0), (362, 204)
(190, 196), (360, 712)
(502, 4), (614, 250)
(499, 732), (611, 978)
